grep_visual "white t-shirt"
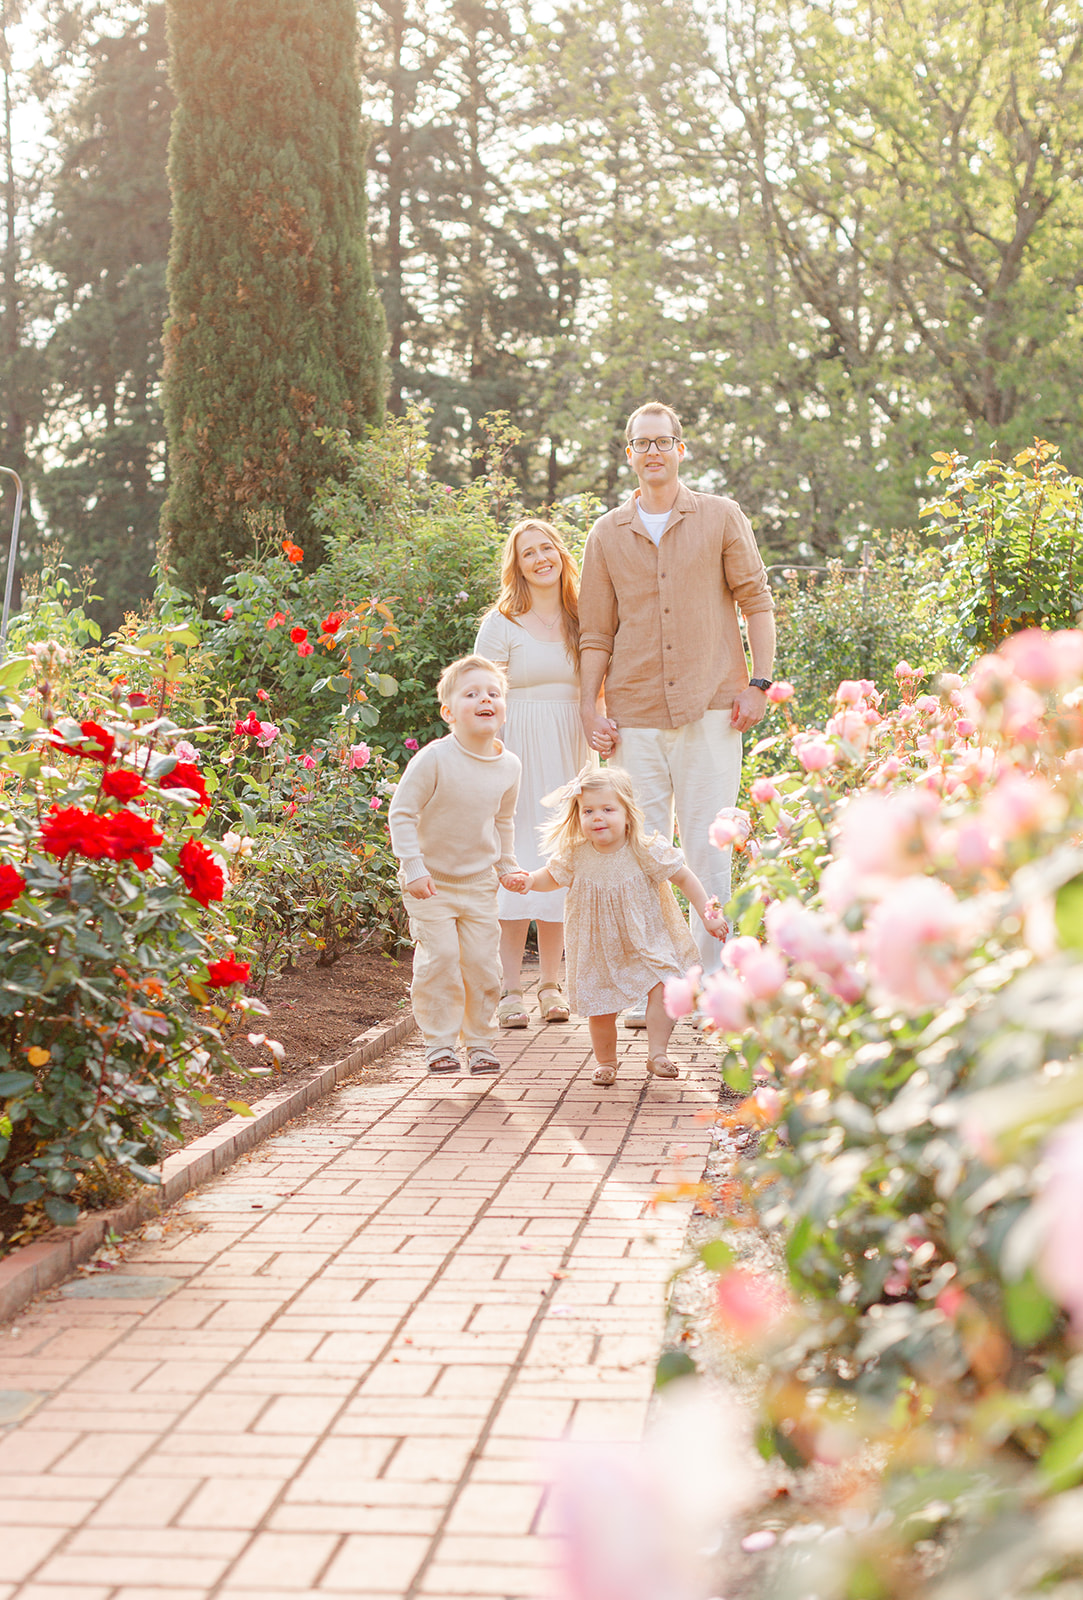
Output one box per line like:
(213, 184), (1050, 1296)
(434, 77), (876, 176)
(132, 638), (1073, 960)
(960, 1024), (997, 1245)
(636, 503), (671, 544)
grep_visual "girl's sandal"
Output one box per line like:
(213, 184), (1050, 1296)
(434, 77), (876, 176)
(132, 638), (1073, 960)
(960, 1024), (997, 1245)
(426, 1047), (461, 1074)
(467, 1045), (502, 1076)
(591, 1061), (619, 1087)
(647, 1055), (679, 1080)
(497, 991), (529, 1028)
(537, 983), (569, 1023)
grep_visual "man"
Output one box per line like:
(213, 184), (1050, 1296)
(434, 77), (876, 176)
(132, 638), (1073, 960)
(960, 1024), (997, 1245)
(578, 401), (775, 1020)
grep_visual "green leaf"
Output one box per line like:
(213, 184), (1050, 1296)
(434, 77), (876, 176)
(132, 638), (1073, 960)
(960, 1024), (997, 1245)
(0, 1070), (34, 1096)
(1039, 1404), (1083, 1492)
(1003, 1273), (1058, 1346)
(0, 656), (31, 690)
(1055, 874), (1083, 952)
(699, 1239), (734, 1271)
(654, 1347), (696, 1388)
(375, 674), (398, 697)
(329, 675), (351, 694)
(43, 1195), (80, 1227)
(225, 1100), (254, 1117)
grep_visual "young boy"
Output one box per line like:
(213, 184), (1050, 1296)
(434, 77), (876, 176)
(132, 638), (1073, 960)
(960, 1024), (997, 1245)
(388, 655), (523, 1075)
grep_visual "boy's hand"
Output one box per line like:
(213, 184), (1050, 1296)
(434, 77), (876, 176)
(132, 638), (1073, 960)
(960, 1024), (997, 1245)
(407, 875), (437, 899)
(500, 871), (531, 893)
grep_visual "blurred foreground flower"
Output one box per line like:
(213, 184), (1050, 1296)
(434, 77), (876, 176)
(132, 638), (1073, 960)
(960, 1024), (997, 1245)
(555, 1379), (759, 1600)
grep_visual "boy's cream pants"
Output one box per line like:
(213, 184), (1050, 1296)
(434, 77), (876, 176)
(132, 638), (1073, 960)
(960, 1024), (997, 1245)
(618, 711), (743, 975)
(404, 871), (500, 1051)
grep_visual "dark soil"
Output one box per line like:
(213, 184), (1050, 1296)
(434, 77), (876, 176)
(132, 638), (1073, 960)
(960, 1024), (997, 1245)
(174, 942), (414, 1143)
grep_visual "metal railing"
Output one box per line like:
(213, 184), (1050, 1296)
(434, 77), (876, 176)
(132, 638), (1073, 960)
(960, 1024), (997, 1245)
(0, 465), (22, 664)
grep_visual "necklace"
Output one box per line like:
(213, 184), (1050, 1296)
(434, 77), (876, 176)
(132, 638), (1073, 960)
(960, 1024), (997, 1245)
(528, 608), (561, 632)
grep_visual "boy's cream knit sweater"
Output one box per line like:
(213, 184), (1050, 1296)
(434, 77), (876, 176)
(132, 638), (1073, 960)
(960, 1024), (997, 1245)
(388, 733), (521, 885)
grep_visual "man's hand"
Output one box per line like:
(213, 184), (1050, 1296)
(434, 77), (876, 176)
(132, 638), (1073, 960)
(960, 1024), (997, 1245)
(581, 711), (619, 757)
(500, 871), (531, 894)
(406, 875), (437, 900)
(730, 686), (768, 734)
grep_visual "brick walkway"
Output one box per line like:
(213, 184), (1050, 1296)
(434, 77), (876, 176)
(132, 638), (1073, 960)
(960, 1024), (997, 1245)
(0, 1001), (720, 1600)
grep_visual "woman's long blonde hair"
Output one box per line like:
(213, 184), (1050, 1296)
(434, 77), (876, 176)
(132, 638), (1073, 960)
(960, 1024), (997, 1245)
(540, 766), (653, 867)
(492, 519), (581, 666)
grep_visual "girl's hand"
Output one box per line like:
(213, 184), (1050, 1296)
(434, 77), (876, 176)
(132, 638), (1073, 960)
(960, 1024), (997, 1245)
(701, 895), (729, 940)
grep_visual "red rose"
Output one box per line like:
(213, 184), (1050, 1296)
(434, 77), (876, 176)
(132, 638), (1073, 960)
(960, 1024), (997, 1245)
(177, 837), (225, 906)
(322, 612), (344, 634)
(102, 769), (147, 803)
(127, 692), (150, 708)
(159, 762), (210, 812)
(233, 711), (261, 737)
(40, 806), (110, 860)
(223, 607), (234, 620)
(296, 642), (314, 657)
(0, 862), (26, 911)
(103, 810), (163, 872)
(290, 626), (308, 644)
(50, 720), (115, 766)
(281, 539), (304, 563)
(205, 956), (251, 989)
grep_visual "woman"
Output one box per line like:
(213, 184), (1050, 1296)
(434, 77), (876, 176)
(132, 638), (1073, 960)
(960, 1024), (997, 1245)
(475, 519), (602, 1026)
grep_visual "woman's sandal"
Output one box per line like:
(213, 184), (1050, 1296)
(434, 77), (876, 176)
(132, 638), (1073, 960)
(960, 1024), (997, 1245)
(537, 983), (569, 1023)
(591, 1061), (619, 1087)
(467, 1045), (502, 1076)
(426, 1047), (461, 1074)
(647, 1055), (679, 1080)
(497, 991), (529, 1028)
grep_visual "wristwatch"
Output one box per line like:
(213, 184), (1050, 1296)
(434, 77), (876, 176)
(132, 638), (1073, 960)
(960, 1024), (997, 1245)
(749, 676), (773, 692)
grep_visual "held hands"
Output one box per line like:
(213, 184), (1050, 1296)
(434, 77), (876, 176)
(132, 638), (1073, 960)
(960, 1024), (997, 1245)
(500, 870), (532, 894)
(582, 711), (619, 758)
(701, 896), (730, 941)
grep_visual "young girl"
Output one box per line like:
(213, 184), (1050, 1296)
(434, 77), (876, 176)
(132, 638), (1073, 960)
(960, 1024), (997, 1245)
(509, 767), (728, 1086)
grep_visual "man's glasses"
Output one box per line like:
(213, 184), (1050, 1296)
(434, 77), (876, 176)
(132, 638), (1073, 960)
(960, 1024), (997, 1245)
(629, 436), (679, 453)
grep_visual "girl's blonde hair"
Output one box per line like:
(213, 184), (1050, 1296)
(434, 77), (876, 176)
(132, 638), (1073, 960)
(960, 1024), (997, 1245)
(540, 766), (653, 865)
(490, 519), (581, 666)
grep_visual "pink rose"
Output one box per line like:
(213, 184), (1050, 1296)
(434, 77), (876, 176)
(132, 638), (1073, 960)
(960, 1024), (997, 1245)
(300, 753), (317, 769)
(173, 740), (199, 763)
(255, 721), (279, 748)
(740, 946), (788, 1000)
(749, 777), (780, 805)
(369, 796), (380, 810)
(709, 806), (751, 851)
(698, 970), (748, 1033)
(715, 1268), (786, 1341)
(1000, 628), (1083, 691)
(663, 971), (699, 1020)
(767, 681), (795, 704)
(348, 742), (371, 769)
(405, 738), (420, 751)
(865, 875), (967, 1008)
(835, 680), (863, 706)
(751, 1086), (783, 1123)
(980, 773), (1060, 842)
(826, 708), (872, 757)
(796, 737), (833, 772)
(297, 642), (315, 657)
(1037, 1115), (1083, 1328)
(894, 660), (918, 681)
(836, 789), (936, 877)
(955, 717), (976, 738)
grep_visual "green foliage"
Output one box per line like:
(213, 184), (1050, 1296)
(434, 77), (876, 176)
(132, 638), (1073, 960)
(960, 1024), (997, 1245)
(160, 0), (386, 598)
(35, 2), (172, 635)
(683, 638), (1083, 1592)
(922, 440), (1083, 660)
(0, 637), (265, 1238)
(771, 536), (947, 727)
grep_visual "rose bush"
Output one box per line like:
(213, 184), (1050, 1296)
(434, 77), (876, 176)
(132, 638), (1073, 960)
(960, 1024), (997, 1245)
(0, 641), (272, 1238)
(671, 631), (1083, 1594)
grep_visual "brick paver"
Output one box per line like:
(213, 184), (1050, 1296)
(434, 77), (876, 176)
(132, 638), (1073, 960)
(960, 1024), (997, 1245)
(0, 994), (720, 1599)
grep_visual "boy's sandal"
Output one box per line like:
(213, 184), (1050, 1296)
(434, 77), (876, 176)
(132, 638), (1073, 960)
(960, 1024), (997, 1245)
(467, 1045), (502, 1075)
(537, 983), (569, 1023)
(426, 1047), (461, 1074)
(497, 991), (529, 1028)
(647, 1055), (679, 1080)
(591, 1061), (619, 1087)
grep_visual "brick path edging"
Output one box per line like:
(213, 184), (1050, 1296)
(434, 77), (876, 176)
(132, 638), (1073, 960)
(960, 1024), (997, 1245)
(0, 1011), (417, 1325)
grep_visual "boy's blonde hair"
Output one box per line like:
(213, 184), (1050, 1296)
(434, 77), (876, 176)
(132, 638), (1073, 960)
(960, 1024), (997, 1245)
(437, 654), (508, 707)
(540, 765), (653, 865)
(488, 519), (581, 666)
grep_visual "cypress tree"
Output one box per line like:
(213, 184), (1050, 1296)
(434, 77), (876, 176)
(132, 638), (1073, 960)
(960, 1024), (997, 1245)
(160, 0), (386, 597)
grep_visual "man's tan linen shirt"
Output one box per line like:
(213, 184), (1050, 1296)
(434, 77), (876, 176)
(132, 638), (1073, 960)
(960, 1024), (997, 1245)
(578, 484), (774, 730)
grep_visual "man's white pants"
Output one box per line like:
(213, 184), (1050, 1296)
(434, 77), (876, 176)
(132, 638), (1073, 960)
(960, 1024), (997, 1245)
(618, 710), (743, 975)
